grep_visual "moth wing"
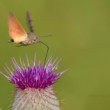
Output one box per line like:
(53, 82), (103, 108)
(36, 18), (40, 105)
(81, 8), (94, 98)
(8, 13), (27, 43)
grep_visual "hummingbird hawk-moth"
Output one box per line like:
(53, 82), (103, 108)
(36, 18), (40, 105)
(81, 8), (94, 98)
(8, 12), (49, 64)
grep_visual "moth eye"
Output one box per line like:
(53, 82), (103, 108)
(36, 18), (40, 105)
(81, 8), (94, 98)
(11, 39), (14, 42)
(8, 39), (14, 43)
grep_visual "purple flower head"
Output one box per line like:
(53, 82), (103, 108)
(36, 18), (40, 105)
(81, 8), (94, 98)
(1, 54), (65, 90)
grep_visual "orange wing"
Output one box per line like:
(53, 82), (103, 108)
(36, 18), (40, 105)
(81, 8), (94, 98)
(8, 13), (27, 43)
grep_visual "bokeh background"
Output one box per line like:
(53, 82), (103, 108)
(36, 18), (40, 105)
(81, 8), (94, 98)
(0, 0), (110, 110)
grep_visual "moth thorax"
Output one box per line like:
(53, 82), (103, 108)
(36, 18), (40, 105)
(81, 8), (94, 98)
(27, 32), (40, 43)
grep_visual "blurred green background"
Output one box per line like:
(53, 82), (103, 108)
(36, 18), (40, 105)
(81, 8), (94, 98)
(0, 0), (110, 110)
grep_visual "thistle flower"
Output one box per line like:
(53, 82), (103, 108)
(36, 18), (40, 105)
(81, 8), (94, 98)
(0, 54), (65, 110)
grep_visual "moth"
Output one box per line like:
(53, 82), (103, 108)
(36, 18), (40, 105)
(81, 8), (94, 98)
(8, 12), (49, 64)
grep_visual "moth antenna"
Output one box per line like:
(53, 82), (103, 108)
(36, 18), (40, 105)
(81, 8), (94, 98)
(8, 39), (14, 43)
(39, 41), (49, 65)
(27, 11), (34, 32)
